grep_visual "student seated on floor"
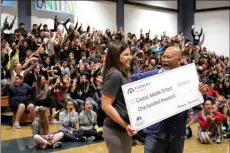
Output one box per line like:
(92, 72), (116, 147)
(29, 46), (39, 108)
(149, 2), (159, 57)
(8, 74), (36, 129)
(197, 99), (226, 144)
(79, 100), (103, 141)
(58, 99), (88, 142)
(32, 107), (64, 150)
(186, 108), (195, 139)
(215, 95), (230, 132)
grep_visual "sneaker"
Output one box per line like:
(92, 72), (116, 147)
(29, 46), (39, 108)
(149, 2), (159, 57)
(216, 139), (221, 144)
(132, 141), (137, 146)
(78, 137), (87, 142)
(96, 127), (103, 133)
(209, 139), (213, 144)
(52, 141), (62, 148)
(50, 119), (59, 124)
(38, 143), (48, 150)
(227, 133), (230, 138)
(13, 122), (21, 129)
(87, 136), (95, 142)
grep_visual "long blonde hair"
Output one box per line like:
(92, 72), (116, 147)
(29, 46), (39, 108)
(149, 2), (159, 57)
(217, 95), (228, 115)
(37, 107), (50, 135)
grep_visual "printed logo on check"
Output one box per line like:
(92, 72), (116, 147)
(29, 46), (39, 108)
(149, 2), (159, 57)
(127, 88), (135, 94)
(135, 116), (145, 127)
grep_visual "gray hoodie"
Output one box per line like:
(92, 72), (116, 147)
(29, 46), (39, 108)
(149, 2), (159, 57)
(79, 110), (98, 131)
(59, 110), (79, 134)
(32, 118), (45, 136)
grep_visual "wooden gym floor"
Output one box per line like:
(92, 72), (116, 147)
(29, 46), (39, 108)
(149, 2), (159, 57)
(1, 123), (229, 153)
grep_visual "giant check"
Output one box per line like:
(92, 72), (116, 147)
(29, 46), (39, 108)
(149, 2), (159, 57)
(122, 63), (204, 131)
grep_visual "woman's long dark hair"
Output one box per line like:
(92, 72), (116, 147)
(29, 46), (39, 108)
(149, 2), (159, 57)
(102, 40), (130, 80)
(37, 75), (46, 94)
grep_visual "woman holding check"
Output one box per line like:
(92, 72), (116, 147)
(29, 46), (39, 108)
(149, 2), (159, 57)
(101, 40), (137, 153)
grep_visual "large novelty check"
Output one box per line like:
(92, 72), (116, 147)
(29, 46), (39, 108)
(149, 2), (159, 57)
(122, 63), (204, 131)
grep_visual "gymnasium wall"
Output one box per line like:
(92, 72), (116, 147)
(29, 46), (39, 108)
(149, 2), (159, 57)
(195, 0), (230, 56)
(31, 1), (116, 31)
(130, 1), (178, 9)
(1, 1), (18, 34)
(124, 4), (178, 38)
(196, 1), (229, 10)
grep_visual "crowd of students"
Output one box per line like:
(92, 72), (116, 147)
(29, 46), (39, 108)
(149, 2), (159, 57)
(1, 15), (229, 150)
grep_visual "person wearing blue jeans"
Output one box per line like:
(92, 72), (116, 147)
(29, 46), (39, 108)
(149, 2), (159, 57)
(131, 47), (207, 153)
(145, 134), (185, 153)
(94, 89), (102, 103)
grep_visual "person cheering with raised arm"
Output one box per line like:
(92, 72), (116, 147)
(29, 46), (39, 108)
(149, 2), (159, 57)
(197, 99), (226, 144)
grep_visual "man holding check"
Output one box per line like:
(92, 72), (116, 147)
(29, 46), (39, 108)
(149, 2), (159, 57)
(131, 46), (207, 153)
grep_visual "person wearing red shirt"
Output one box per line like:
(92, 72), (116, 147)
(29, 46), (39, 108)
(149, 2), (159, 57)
(197, 99), (226, 144)
(50, 76), (69, 123)
(205, 84), (219, 97)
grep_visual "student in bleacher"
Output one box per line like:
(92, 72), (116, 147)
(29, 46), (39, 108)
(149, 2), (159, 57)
(79, 100), (103, 141)
(50, 76), (69, 113)
(186, 108), (195, 139)
(1, 15), (16, 40)
(69, 76), (84, 111)
(191, 25), (203, 45)
(10, 56), (37, 81)
(36, 75), (60, 123)
(197, 99), (226, 144)
(8, 74), (36, 129)
(32, 106), (64, 150)
(205, 84), (219, 98)
(81, 73), (99, 111)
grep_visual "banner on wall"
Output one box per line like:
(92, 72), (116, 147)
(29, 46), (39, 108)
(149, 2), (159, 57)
(35, 0), (75, 14)
(1, 1), (16, 7)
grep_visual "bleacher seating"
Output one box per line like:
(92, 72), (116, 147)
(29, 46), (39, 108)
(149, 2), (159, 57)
(1, 96), (33, 124)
